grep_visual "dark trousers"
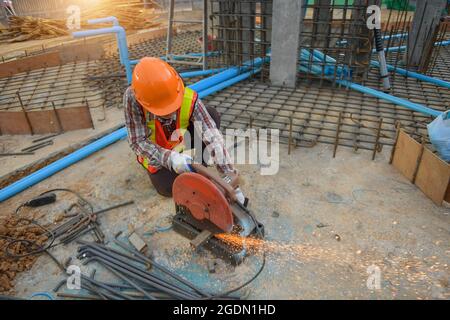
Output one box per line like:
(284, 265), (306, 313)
(148, 106), (221, 197)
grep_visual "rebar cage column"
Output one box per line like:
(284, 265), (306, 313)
(209, 0), (272, 77)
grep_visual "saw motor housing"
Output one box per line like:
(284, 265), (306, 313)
(172, 164), (264, 265)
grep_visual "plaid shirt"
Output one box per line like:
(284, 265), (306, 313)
(124, 87), (235, 174)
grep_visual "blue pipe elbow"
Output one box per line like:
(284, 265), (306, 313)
(73, 26), (132, 83)
(88, 16), (119, 26)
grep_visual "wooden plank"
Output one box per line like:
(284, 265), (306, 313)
(415, 149), (450, 205)
(27, 110), (60, 134)
(58, 42), (105, 63)
(0, 51), (61, 78)
(57, 106), (93, 132)
(445, 184), (450, 203)
(392, 130), (422, 181)
(0, 106), (93, 135)
(0, 111), (32, 135)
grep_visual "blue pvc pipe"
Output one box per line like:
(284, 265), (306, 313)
(335, 79), (442, 118)
(371, 60), (450, 89)
(88, 16), (119, 26)
(337, 33), (407, 46)
(311, 49), (336, 64)
(87, 17), (121, 62)
(436, 40), (450, 47)
(190, 67), (245, 92)
(73, 26), (133, 84)
(374, 39), (450, 53)
(0, 66), (261, 202)
(298, 63), (442, 118)
(198, 68), (262, 98)
(374, 45), (407, 53)
(190, 57), (267, 92)
(179, 68), (228, 79)
(176, 51), (221, 57)
(383, 33), (408, 40)
(0, 128), (128, 202)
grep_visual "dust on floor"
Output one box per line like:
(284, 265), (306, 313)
(0, 140), (448, 299)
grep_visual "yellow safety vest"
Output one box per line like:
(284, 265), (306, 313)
(138, 88), (197, 173)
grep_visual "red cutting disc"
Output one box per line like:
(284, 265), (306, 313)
(172, 173), (234, 233)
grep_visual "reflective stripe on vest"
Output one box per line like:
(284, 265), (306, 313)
(137, 87), (197, 173)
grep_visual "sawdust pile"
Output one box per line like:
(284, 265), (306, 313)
(0, 216), (48, 293)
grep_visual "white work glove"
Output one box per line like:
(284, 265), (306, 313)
(234, 187), (246, 205)
(222, 175), (246, 205)
(169, 152), (193, 174)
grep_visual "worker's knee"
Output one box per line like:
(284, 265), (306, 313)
(154, 185), (173, 198)
(148, 170), (176, 198)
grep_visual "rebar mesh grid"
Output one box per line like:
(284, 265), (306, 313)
(298, 0), (378, 85)
(203, 79), (439, 154)
(0, 31), (204, 116)
(0, 18), (448, 156)
(208, 0), (272, 80)
(296, 1), (449, 87)
(127, 31), (203, 61)
(0, 61), (104, 112)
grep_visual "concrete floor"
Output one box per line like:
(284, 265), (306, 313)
(1, 140), (449, 300)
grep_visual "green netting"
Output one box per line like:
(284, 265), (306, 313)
(306, 0), (354, 4)
(382, 0), (416, 11)
(305, 0), (416, 11)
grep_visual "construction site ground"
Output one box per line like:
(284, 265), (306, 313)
(0, 7), (449, 300)
(0, 141), (449, 299)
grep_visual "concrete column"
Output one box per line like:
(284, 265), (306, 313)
(408, 0), (447, 69)
(270, 0), (303, 87)
(312, 0), (332, 48)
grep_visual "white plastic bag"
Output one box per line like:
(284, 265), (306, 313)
(427, 111), (450, 162)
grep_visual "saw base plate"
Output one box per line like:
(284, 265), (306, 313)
(173, 209), (253, 265)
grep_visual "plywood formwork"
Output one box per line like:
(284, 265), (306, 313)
(0, 106), (94, 135)
(392, 129), (450, 206)
(0, 51), (61, 78)
(415, 148), (450, 205)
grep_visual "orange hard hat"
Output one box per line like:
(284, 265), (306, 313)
(131, 57), (185, 116)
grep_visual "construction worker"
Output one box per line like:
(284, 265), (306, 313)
(124, 57), (244, 202)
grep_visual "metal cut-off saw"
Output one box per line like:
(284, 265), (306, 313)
(172, 164), (264, 265)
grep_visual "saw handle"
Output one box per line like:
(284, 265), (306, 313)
(191, 164), (238, 202)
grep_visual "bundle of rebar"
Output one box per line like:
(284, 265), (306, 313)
(47, 200), (134, 246)
(57, 240), (240, 300)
